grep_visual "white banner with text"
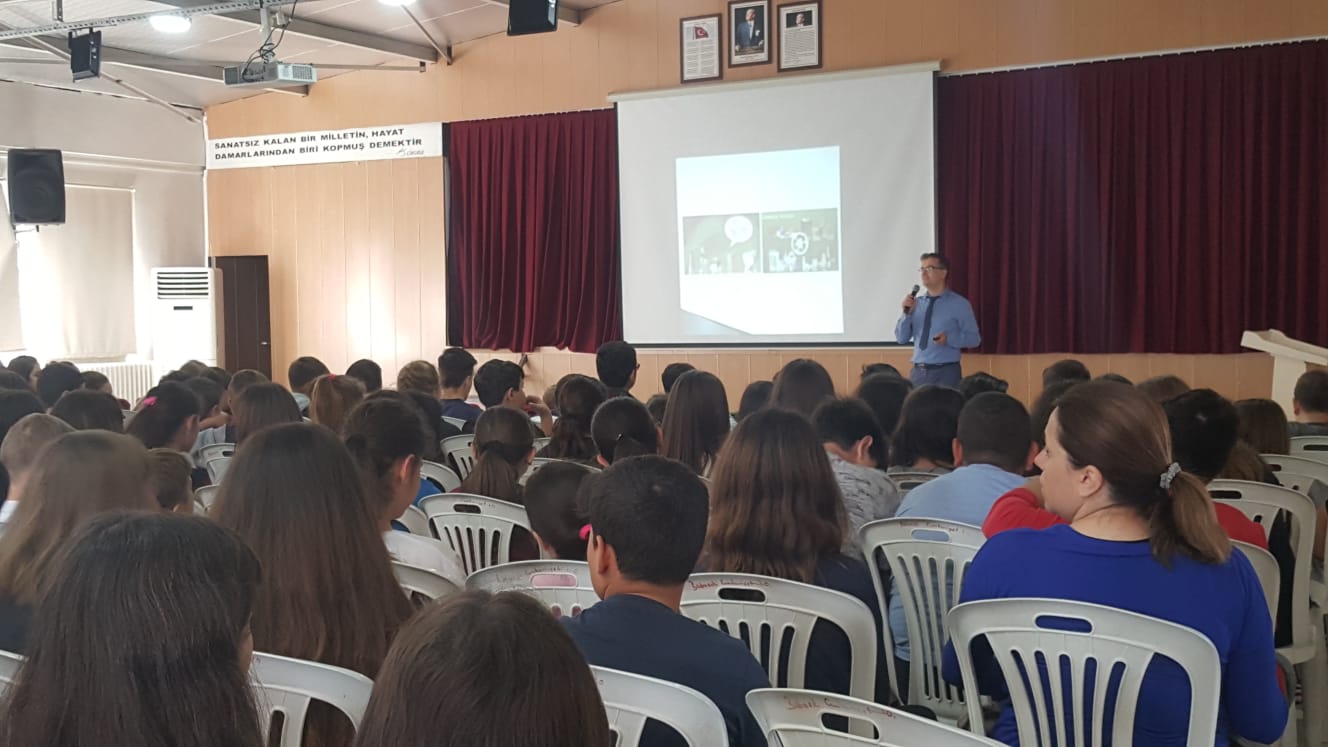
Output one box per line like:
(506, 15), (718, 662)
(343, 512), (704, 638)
(206, 122), (443, 170)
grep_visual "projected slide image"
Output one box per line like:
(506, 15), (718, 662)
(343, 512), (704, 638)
(682, 213), (762, 275)
(761, 209), (839, 273)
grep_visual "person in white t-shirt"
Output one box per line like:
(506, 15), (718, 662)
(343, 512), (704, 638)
(342, 392), (465, 586)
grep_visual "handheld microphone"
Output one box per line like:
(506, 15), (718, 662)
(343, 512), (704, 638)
(909, 284), (920, 299)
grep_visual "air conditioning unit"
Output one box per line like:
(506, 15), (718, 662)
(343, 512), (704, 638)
(150, 267), (223, 382)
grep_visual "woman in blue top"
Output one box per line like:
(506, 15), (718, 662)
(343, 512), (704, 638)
(941, 381), (1286, 746)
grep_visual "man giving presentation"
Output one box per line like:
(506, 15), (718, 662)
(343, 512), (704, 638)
(894, 252), (981, 387)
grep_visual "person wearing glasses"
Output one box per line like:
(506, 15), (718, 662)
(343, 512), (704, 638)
(894, 253), (981, 387)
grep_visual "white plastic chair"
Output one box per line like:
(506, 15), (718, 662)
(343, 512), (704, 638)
(195, 484), (220, 511)
(746, 688), (1003, 746)
(442, 415), (466, 430)
(679, 573), (878, 703)
(466, 560), (599, 619)
(394, 505), (431, 536)
(947, 598), (1222, 747)
(418, 493), (533, 576)
(520, 457), (598, 485)
(533, 436), (551, 452)
(591, 666), (730, 747)
(1290, 436), (1328, 460)
(198, 442), (235, 465)
(391, 560), (460, 602)
(249, 651), (374, 747)
(1233, 540), (1281, 626)
(888, 471), (939, 495)
(0, 650), (23, 696)
(860, 518), (986, 720)
(1262, 452), (1328, 487)
(442, 435), (476, 478)
(205, 455), (232, 484)
(420, 460), (461, 494)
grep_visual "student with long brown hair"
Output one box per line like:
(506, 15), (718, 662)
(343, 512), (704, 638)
(458, 407), (535, 503)
(211, 423), (413, 745)
(660, 370), (730, 476)
(49, 389), (124, 433)
(537, 374), (605, 462)
(308, 373), (365, 434)
(942, 381), (1286, 746)
(343, 393), (465, 585)
(0, 513), (263, 746)
(230, 382), (302, 444)
(770, 358), (835, 418)
(354, 590), (612, 747)
(704, 407), (889, 703)
(0, 431), (153, 653)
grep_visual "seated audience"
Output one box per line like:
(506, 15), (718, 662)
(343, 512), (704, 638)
(176, 360), (209, 379)
(0, 371), (29, 392)
(0, 415), (74, 528)
(211, 423), (413, 744)
(958, 371), (1009, 401)
(812, 398), (900, 546)
(203, 366), (231, 388)
(0, 391), (44, 448)
(1220, 440), (1276, 482)
(706, 408), (890, 704)
(287, 355), (330, 414)
(474, 359), (553, 436)
(147, 448), (194, 513)
(1030, 380), (1081, 450)
(309, 373), (366, 433)
(183, 376), (224, 426)
(0, 431), (153, 653)
(771, 358), (836, 418)
(35, 362), (82, 410)
(523, 461), (593, 560)
(942, 381), (1287, 746)
(401, 390), (452, 465)
(1136, 374), (1191, 403)
(0, 513), (263, 745)
(49, 389), (123, 433)
(889, 393), (1034, 695)
(343, 395), (465, 585)
(356, 590), (611, 747)
(855, 372), (913, 437)
(190, 368), (268, 459)
(396, 359), (441, 398)
(458, 407), (535, 504)
(438, 347), (484, 423)
(591, 397), (660, 466)
(1041, 358), (1091, 387)
(596, 341), (639, 399)
(5, 356), (38, 390)
(661, 362), (695, 394)
(889, 385), (964, 474)
(538, 374), (605, 462)
(1236, 398), (1327, 563)
(661, 370), (730, 476)
(231, 382), (302, 445)
(564, 456), (768, 747)
(80, 369), (112, 395)
(645, 393), (668, 426)
(1291, 369), (1328, 437)
(1095, 372), (1133, 385)
(861, 362), (903, 380)
(736, 380), (773, 421)
(125, 382), (201, 454)
(345, 358), (383, 392)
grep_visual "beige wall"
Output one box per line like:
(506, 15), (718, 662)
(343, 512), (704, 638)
(205, 0), (1320, 403)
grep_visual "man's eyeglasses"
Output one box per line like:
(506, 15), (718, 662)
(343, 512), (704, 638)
(919, 266), (946, 274)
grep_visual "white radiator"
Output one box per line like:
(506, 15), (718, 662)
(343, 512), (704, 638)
(82, 361), (155, 403)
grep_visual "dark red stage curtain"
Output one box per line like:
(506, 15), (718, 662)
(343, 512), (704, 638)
(446, 109), (622, 353)
(937, 40), (1328, 354)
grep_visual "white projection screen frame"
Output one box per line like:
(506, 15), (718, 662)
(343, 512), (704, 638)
(614, 62), (939, 346)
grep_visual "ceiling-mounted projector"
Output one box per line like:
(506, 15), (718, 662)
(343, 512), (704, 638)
(222, 61), (317, 87)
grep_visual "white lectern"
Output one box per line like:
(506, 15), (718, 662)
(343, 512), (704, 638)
(1240, 329), (1328, 414)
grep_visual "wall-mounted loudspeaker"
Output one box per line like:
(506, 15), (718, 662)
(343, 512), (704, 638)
(5, 149), (66, 225)
(68, 30), (101, 81)
(508, 0), (559, 36)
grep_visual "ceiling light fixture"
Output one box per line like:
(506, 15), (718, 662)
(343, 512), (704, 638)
(148, 14), (192, 33)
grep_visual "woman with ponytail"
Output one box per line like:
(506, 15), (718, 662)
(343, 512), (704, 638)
(458, 407), (535, 503)
(537, 375), (605, 462)
(942, 381), (1286, 746)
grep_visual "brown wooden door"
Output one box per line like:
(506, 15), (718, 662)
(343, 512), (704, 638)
(210, 255), (271, 377)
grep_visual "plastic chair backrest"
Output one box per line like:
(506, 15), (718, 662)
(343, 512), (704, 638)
(205, 455), (232, 484)
(418, 493), (532, 575)
(250, 652), (374, 747)
(420, 460), (461, 493)
(520, 457), (598, 485)
(859, 518), (986, 719)
(0, 650), (22, 696)
(195, 484), (220, 511)
(1209, 479), (1316, 657)
(391, 561), (460, 602)
(466, 560), (599, 619)
(533, 436), (551, 452)
(746, 688), (1004, 746)
(442, 415), (466, 430)
(1233, 540), (1280, 626)
(591, 666), (730, 747)
(679, 573), (877, 702)
(394, 505), (431, 536)
(1261, 453), (1328, 487)
(888, 471), (939, 495)
(1290, 436), (1328, 459)
(947, 598), (1221, 747)
(198, 443), (235, 464)
(442, 435), (476, 478)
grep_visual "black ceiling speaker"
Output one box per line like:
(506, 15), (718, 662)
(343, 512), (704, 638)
(6, 149), (66, 225)
(68, 29), (101, 81)
(508, 0), (559, 36)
